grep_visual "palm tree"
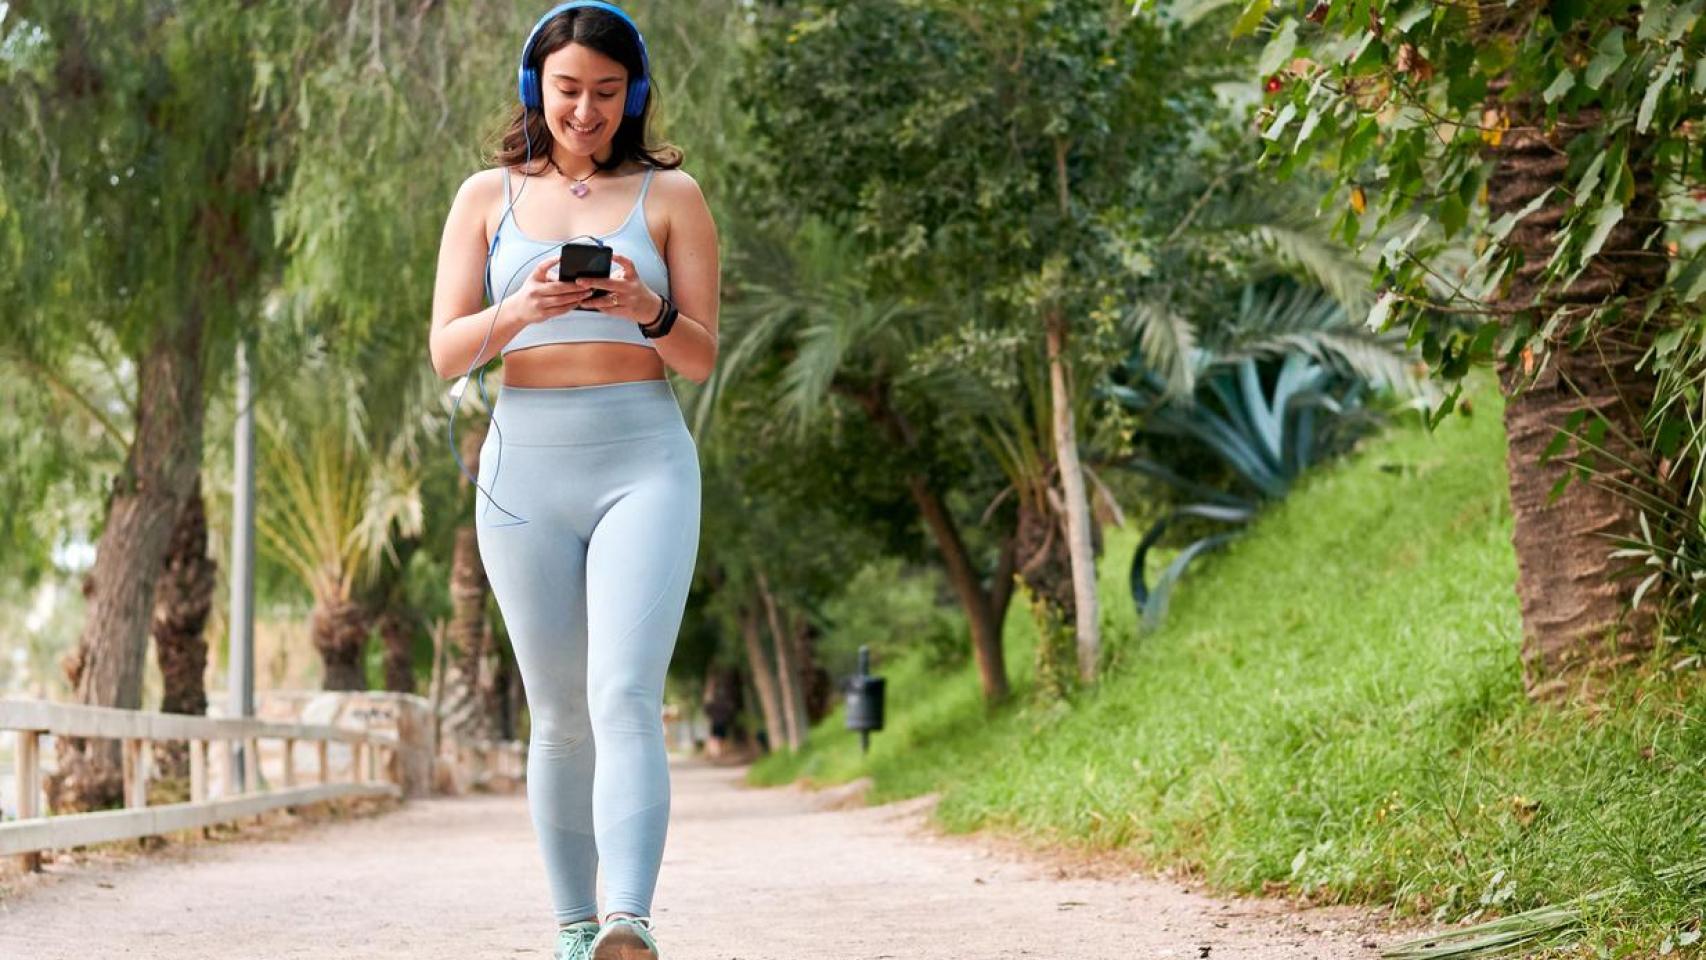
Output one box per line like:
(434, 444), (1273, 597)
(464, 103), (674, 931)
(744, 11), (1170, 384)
(253, 340), (426, 691)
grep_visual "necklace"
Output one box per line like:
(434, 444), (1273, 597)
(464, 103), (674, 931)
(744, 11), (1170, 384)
(567, 167), (600, 199)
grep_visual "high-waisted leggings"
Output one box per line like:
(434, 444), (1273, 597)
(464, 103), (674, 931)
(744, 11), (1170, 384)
(474, 378), (701, 923)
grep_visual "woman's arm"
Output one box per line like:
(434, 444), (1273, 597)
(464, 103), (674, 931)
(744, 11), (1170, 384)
(429, 170), (589, 381)
(650, 170), (720, 384)
(430, 170), (513, 380)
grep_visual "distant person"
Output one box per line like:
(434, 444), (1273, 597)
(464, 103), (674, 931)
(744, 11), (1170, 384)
(427, 3), (718, 958)
(701, 666), (741, 758)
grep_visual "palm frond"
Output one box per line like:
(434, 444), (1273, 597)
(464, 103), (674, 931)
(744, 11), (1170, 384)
(1382, 858), (1706, 960)
(1130, 299), (1201, 400)
(1248, 221), (1376, 318)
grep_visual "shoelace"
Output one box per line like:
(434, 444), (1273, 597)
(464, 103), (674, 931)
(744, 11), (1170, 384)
(557, 924), (599, 959)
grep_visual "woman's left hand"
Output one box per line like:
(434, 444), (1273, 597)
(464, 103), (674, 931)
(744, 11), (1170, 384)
(575, 253), (663, 328)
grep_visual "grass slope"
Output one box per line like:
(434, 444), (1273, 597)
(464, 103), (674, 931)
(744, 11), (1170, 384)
(750, 371), (1704, 952)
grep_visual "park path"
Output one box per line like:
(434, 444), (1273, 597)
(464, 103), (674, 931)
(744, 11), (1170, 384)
(0, 756), (1406, 959)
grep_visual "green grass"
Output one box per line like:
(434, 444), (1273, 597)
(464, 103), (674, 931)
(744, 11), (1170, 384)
(749, 369), (1706, 955)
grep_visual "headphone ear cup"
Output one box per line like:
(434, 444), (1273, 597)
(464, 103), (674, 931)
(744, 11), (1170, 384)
(626, 77), (649, 117)
(518, 65), (537, 110)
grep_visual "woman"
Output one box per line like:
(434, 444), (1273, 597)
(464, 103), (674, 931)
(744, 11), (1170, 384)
(428, 3), (717, 958)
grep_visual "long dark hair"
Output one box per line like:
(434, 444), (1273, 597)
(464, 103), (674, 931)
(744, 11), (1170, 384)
(490, 6), (683, 176)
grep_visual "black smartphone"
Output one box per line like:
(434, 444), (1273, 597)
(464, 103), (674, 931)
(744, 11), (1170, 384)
(558, 242), (612, 301)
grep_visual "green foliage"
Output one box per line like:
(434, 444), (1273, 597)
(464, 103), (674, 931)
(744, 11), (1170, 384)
(815, 558), (968, 675)
(0, 1), (328, 355)
(0, 2), (376, 593)
(1236, 0), (1706, 456)
(1109, 271), (1424, 626)
(734, 0), (1218, 435)
(1210, 0), (1706, 677)
(744, 0), (1212, 315)
(751, 369), (1706, 952)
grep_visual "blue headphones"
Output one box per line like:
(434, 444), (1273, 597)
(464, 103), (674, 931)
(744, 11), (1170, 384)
(517, 1), (651, 117)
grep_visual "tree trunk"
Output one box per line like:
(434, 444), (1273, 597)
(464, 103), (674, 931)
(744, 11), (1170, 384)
(151, 474), (216, 785)
(1047, 137), (1100, 685)
(377, 607), (416, 694)
(795, 612), (832, 724)
(757, 570), (806, 750)
(905, 472), (1010, 701)
(1015, 492), (1078, 701)
(1045, 307), (1101, 683)
(847, 382), (1010, 702)
(443, 418), (501, 741)
(991, 530), (1019, 643)
(47, 306), (207, 814)
(368, 534), (422, 694)
(1487, 92), (1666, 698)
(498, 644), (521, 741)
(739, 602), (787, 754)
(313, 597), (370, 691)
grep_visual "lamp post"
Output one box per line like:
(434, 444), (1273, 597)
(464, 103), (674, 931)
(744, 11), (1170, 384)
(226, 327), (258, 793)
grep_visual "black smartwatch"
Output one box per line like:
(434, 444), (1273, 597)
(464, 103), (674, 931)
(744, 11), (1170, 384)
(642, 295), (679, 339)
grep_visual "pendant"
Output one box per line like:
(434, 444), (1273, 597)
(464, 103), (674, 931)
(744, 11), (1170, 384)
(570, 181), (591, 198)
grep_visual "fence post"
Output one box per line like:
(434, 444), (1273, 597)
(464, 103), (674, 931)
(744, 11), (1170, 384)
(14, 730), (42, 872)
(190, 739), (208, 803)
(122, 737), (150, 809)
(244, 738), (260, 794)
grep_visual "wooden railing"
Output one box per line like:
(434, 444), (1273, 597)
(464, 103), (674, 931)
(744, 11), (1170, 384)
(2, 698), (401, 872)
(453, 737), (528, 785)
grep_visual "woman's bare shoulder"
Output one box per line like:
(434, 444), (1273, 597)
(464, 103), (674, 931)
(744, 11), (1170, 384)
(446, 167), (512, 220)
(651, 166), (709, 213)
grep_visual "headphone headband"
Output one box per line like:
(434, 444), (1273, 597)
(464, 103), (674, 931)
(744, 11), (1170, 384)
(517, 1), (651, 117)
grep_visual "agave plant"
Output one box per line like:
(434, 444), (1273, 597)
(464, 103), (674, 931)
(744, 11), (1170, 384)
(1104, 280), (1427, 628)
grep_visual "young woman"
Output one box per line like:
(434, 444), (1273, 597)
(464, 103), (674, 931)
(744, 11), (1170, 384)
(427, 4), (717, 958)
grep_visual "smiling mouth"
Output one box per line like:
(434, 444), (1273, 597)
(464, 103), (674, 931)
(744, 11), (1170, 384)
(566, 120), (603, 135)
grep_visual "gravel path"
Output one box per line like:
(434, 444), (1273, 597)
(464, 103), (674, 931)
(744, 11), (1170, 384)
(0, 755), (1410, 959)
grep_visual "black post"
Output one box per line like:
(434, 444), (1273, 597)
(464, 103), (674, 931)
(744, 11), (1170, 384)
(857, 646), (871, 754)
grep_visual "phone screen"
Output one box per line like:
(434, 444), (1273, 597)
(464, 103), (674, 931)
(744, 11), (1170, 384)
(559, 242), (612, 301)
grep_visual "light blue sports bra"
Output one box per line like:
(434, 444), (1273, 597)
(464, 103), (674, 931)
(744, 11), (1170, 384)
(486, 165), (669, 354)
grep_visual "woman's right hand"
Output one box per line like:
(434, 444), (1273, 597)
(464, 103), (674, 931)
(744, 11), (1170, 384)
(510, 256), (598, 325)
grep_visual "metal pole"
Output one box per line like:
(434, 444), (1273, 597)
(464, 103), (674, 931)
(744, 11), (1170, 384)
(857, 646), (871, 754)
(227, 333), (257, 793)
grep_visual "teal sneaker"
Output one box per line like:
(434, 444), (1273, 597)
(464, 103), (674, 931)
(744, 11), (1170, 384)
(590, 915), (659, 960)
(554, 920), (601, 960)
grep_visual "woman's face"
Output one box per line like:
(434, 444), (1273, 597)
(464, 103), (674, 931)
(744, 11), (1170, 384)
(537, 41), (629, 160)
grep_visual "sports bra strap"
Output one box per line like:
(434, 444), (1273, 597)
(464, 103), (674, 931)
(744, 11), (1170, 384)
(636, 166), (656, 205)
(503, 166), (515, 206)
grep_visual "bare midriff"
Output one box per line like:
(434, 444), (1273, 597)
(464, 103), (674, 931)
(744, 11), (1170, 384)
(499, 341), (667, 387)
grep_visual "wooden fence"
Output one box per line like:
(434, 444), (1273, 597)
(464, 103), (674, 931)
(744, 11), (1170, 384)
(1, 698), (401, 873)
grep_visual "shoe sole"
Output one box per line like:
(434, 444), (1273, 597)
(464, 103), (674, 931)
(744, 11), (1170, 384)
(591, 927), (658, 960)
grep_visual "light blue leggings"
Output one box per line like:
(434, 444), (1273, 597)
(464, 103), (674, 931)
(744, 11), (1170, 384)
(474, 378), (701, 924)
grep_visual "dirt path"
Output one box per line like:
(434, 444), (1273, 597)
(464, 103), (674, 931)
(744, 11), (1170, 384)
(0, 756), (1407, 959)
